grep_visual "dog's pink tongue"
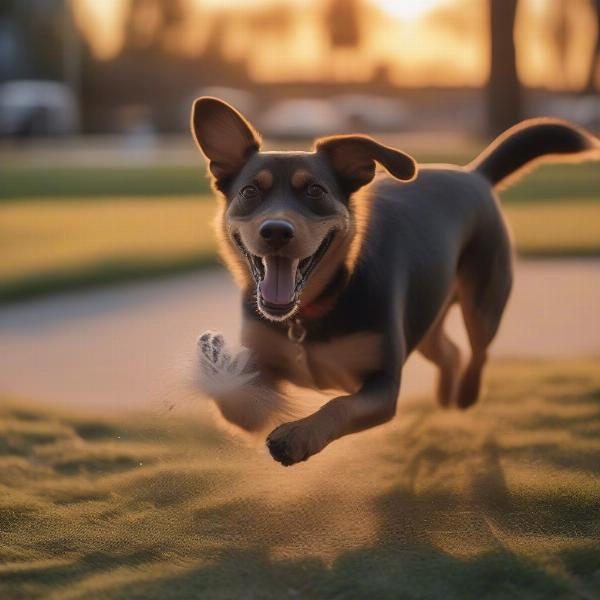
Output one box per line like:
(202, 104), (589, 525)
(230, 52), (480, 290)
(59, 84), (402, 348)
(260, 256), (299, 305)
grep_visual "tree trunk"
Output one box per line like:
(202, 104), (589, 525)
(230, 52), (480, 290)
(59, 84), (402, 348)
(583, 0), (600, 94)
(487, 0), (521, 136)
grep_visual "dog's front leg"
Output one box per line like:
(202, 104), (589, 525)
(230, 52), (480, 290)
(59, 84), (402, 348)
(196, 331), (291, 433)
(266, 370), (400, 466)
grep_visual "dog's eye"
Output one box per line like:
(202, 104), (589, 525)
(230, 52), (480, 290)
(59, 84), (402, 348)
(234, 184), (262, 216)
(306, 184), (326, 198)
(240, 185), (259, 199)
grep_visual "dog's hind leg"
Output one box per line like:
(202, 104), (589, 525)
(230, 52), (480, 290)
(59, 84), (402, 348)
(456, 238), (512, 409)
(418, 306), (462, 407)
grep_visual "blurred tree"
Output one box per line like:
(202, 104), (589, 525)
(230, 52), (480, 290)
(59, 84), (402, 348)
(0, 0), (28, 80)
(487, 0), (521, 135)
(551, 0), (570, 89)
(122, 0), (186, 52)
(0, 0), (69, 81)
(584, 0), (600, 93)
(325, 0), (361, 49)
(324, 0), (362, 81)
(85, 0), (250, 133)
(123, 0), (160, 51)
(247, 5), (293, 34)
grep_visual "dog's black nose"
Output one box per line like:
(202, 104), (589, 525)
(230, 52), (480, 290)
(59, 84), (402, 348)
(259, 220), (295, 248)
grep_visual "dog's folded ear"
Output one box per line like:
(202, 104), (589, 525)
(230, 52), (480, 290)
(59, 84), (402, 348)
(191, 97), (261, 186)
(315, 135), (417, 193)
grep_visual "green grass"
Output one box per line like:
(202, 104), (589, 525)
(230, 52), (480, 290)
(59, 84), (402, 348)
(0, 165), (211, 200)
(1, 195), (599, 303)
(501, 162), (600, 203)
(0, 360), (599, 599)
(1, 159), (597, 203)
(0, 154), (597, 303)
(0, 196), (219, 303)
(505, 201), (600, 257)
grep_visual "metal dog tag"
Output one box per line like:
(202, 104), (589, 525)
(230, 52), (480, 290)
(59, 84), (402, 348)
(288, 318), (307, 344)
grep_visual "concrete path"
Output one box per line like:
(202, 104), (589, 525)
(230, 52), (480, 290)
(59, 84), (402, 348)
(0, 259), (598, 412)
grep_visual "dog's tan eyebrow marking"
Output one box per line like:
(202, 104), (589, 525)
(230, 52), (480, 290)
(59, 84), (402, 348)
(254, 169), (273, 190)
(291, 169), (312, 189)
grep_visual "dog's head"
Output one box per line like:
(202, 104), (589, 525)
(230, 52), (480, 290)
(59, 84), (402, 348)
(191, 97), (417, 322)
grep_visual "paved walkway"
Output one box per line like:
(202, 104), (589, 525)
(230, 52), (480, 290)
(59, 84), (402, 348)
(0, 259), (598, 412)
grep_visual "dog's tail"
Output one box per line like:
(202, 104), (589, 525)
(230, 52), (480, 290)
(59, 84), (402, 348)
(468, 118), (600, 189)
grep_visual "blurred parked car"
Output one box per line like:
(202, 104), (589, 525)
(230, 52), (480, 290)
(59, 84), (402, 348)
(332, 94), (410, 132)
(258, 95), (411, 139)
(259, 98), (347, 139)
(0, 80), (78, 138)
(537, 94), (600, 132)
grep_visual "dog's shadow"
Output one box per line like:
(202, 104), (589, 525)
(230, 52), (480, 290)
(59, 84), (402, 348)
(114, 387), (600, 599)
(4, 381), (599, 599)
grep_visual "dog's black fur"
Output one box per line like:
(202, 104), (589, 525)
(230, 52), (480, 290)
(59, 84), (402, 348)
(192, 97), (599, 466)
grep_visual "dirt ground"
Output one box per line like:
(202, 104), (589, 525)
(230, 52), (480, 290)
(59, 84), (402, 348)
(0, 258), (598, 413)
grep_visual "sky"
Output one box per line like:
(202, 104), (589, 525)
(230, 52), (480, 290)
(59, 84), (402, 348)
(71, 0), (598, 90)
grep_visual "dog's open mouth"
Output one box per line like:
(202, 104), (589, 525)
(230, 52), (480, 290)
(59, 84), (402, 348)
(233, 232), (335, 319)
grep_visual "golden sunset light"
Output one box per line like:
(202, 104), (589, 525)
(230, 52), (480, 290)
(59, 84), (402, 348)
(1, 1), (600, 598)
(71, 0), (599, 90)
(72, 0), (126, 59)
(372, 0), (449, 21)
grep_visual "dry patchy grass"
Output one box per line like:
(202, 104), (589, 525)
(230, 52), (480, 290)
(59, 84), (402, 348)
(1, 195), (599, 302)
(0, 196), (219, 301)
(0, 197), (216, 281)
(0, 360), (599, 599)
(504, 201), (600, 257)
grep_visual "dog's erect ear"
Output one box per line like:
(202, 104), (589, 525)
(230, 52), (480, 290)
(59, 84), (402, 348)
(191, 97), (261, 184)
(315, 135), (416, 193)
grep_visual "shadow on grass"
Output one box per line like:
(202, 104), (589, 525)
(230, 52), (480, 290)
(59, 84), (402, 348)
(120, 433), (594, 600)
(1, 362), (599, 599)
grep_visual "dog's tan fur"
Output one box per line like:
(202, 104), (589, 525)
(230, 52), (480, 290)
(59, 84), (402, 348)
(243, 318), (383, 393)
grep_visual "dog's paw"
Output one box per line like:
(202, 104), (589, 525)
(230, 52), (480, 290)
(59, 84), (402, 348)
(196, 330), (258, 395)
(266, 418), (328, 466)
(197, 331), (229, 373)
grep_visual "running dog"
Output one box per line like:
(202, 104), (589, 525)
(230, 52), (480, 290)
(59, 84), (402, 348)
(191, 97), (598, 466)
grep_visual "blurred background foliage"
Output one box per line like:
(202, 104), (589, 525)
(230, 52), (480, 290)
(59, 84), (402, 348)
(0, 0), (599, 302)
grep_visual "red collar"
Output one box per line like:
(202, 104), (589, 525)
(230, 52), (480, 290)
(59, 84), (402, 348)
(296, 269), (347, 320)
(297, 293), (338, 320)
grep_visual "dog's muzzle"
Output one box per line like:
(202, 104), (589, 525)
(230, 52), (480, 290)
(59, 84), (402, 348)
(233, 231), (335, 321)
